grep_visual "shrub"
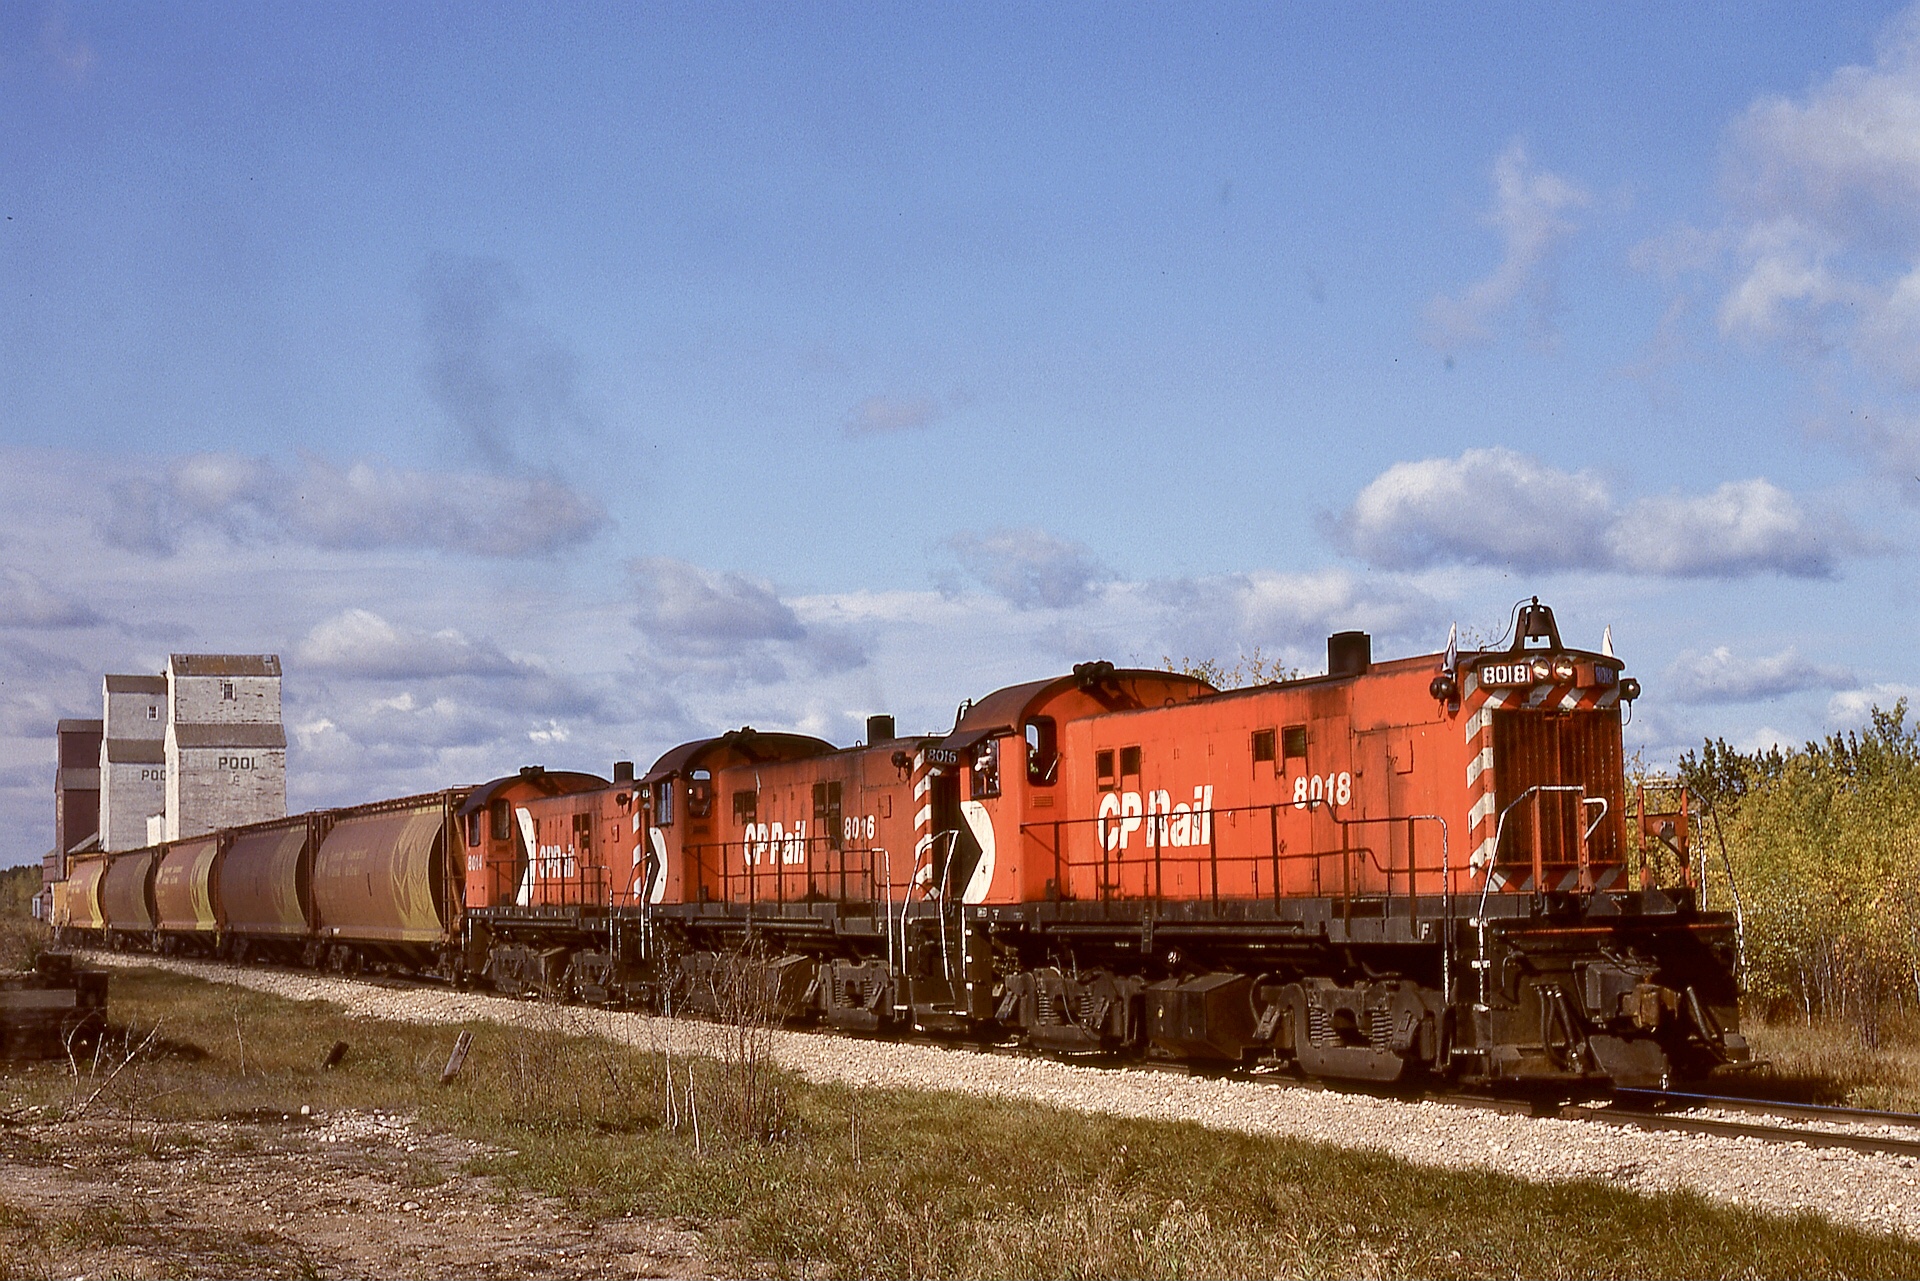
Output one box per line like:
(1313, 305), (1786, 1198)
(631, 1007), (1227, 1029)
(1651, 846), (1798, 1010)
(1681, 702), (1920, 1042)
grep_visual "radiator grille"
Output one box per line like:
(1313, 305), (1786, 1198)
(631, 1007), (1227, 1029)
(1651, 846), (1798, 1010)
(1492, 708), (1625, 873)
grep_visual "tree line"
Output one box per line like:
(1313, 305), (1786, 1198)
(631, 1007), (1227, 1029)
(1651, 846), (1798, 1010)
(1676, 702), (1920, 1043)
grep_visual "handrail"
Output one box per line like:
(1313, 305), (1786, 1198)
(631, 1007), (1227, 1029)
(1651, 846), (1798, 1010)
(1022, 807), (1506, 887)
(1471, 784), (1591, 1009)
(1687, 786), (1747, 975)
(1582, 796), (1609, 841)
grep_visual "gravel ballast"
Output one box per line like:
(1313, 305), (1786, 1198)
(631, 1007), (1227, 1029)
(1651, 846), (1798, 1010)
(95, 953), (1920, 1241)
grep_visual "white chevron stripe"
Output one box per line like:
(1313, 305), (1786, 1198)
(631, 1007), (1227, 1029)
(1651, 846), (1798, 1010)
(913, 776), (931, 799)
(915, 804), (932, 830)
(1463, 698), (1513, 742)
(1469, 834), (1499, 871)
(1465, 747), (1494, 788)
(1470, 792), (1497, 830)
(1559, 688), (1584, 711)
(1462, 668), (1481, 699)
(1595, 687), (1620, 708)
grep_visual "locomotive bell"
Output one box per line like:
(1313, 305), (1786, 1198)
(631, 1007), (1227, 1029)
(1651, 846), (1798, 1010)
(1514, 596), (1562, 650)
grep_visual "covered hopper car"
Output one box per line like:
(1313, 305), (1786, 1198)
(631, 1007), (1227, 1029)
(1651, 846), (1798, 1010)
(54, 599), (1746, 1089)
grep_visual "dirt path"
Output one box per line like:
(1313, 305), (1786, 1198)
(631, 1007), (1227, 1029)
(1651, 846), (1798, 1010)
(0, 1103), (706, 1280)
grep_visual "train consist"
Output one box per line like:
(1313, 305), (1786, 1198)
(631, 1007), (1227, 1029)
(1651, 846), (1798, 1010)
(52, 600), (1747, 1089)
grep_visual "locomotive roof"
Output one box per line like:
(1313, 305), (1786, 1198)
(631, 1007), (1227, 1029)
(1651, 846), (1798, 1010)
(639, 730), (836, 785)
(457, 769), (609, 818)
(936, 668), (1215, 753)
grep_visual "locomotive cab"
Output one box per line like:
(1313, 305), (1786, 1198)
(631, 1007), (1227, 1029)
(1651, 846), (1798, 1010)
(459, 767), (611, 911)
(923, 665), (1216, 908)
(637, 730), (836, 907)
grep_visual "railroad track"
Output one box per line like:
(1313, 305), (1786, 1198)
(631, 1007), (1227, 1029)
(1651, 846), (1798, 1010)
(104, 951), (1920, 1161)
(1588, 1089), (1920, 1160)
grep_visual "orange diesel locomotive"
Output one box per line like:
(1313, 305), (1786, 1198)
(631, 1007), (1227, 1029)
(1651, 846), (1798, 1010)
(56, 599), (1745, 1089)
(452, 600), (1741, 1087)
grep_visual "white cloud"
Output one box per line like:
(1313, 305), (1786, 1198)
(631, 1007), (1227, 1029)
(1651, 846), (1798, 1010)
(1331, 449), (1859, 579)
(1735, 725), (1796, 755)
(1714, 219), (1851, 346)
(1328, 447), (1613, 571)
(0, 568), (98, 629)
(630, 558), (805, 653)
(0, 451), (689, 864)
(290, 460), (605, 556)
(1664, 645), (1855, 703)
(1730, 10), (1920, 254)
(1828, 682), (1920, 725)
(845, 395), (942, 436)
(630, 557), (868, 686)
(99, 453), (608, 558)
(296, 609), (527, 680)
(1703, 7), (1920, 480)
(282, 608), (625, 792)
(1146, 568), (1439, 663)
(946, 526), (1112, 610)
(1607, 479), (1854, 578)
(1424, 142), (1591, 351)
(35, 9), (96, 83)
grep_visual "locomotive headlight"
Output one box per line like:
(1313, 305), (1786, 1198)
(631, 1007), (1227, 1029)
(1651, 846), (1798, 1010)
(1551, 657), (1577, 683)
(1530, 657), (1552, 682)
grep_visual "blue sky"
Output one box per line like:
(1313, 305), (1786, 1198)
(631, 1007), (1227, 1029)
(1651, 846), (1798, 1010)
(2, 2), (1917, 864)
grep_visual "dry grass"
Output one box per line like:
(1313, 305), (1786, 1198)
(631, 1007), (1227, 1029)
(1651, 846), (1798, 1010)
(0, 866), (48, 972)
(1, 968), (1913, 1279)
(1743, 1012), (1920, 1112)
(0, 920), (46, 975)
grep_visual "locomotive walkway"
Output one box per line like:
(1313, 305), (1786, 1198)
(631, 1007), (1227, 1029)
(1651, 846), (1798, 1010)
(90, 952), (1920, 1243)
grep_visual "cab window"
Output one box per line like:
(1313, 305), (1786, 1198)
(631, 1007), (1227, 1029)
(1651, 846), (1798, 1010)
(1024, 717), (1058, 786)
(1252, 728), (1276, 766)
(490, 798), (511, 842)
(970, 739), (1001, 799)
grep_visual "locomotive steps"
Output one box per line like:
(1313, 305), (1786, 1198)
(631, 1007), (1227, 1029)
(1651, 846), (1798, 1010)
(82, 951), (1920, 1249)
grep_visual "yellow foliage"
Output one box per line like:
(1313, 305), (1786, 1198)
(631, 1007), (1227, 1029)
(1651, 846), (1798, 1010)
(1689, 703), (1920, 1045)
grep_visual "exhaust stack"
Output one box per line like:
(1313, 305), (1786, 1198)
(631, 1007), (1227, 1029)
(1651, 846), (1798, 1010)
(1327, 631), (1371, 678)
